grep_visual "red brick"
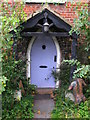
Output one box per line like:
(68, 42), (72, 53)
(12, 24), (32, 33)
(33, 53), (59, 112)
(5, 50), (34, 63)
(1, 0), (89, 25)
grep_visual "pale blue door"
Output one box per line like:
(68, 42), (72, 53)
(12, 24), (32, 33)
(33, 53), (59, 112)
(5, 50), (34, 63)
(31, 35), (57, 88)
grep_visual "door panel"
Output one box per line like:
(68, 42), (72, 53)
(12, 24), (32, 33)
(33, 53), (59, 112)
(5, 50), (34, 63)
(31, 35), (57, 88)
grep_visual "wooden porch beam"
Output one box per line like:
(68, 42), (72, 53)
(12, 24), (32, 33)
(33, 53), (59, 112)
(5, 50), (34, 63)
(12, 35), (18, 60)
(71, 38), (77, 59)
(21, 32), (71, 37)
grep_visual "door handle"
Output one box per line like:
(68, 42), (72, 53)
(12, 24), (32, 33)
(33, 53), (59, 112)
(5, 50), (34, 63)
(54, 56), (57, 62)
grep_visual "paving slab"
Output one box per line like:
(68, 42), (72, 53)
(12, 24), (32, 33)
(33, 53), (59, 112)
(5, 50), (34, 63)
(33, 94), (54, 118)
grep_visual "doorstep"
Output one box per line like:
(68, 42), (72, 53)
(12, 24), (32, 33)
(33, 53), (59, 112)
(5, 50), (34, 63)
(36, 88), (55, 94)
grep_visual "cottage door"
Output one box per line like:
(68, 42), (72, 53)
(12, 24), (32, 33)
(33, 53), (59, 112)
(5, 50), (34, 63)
(31, 35), (57, 88)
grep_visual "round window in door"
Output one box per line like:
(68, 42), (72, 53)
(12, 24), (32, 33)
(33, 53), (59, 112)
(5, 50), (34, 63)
(31, 35), (57, 88)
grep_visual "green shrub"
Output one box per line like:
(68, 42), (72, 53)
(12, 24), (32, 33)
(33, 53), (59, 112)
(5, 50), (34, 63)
(52, 86), (89, 118)
(2, 95), (34, 119)
(52, 62), (70, 85)
(25, 84), (37, 96)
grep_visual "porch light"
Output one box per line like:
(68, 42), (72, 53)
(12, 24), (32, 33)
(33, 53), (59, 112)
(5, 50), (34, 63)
(43, 21), (49, 32)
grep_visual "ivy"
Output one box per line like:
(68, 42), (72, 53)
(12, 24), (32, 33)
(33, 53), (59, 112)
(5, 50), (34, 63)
(65, 2), (90, 80)
(69, 3), (90, 52)
(1, 2), (35, 119)
(52, 86), (89, 118)
(2, 95), (34, 119)
(52, 2), (90, 118)
(63, 59), (90, 79)
(0, 2), (27, 93)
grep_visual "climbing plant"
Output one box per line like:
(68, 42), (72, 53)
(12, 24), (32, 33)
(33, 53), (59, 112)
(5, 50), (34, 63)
(0, 1), (27, 93)
(52, 2), (90, 118)
(69, 2), (90, 52)
(66, 2), (90, 81)
(1, 1), (35, 119)
(55, 2), (90, 81)
(52, 85), (89, 118)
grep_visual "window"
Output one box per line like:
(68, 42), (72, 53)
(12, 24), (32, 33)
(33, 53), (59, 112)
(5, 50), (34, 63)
(42, 45), (46, 50)
(25, 0), (66, 3)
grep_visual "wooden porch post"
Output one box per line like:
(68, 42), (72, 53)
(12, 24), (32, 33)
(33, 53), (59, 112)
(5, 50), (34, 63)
(12, 35), (18, 60)
(70, 38), (77, 81)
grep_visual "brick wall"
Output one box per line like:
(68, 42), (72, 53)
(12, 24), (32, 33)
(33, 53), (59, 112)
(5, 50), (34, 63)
(1, 0), (89, 25)
(23, 1), (88, 25)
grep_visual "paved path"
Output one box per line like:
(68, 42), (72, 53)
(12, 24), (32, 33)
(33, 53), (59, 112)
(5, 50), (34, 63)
(33, 94), (54, 118)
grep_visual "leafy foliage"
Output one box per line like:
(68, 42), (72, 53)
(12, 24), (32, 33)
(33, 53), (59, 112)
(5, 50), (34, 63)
(1, 2), (27, 49)
(1, 2), (35, 119)
(63, 59), (90, 80)
(0, 76), (8, 94)
(52, 2), (90, 119)
(52, 86), (89, 118)
(0, 2), (27, 93)
(2, 95), (34, 119)
(52, 62), (70, 85)
(69, 3), (90, 51)
(25, 83), (37, 96)
(2, 78), (36, 119)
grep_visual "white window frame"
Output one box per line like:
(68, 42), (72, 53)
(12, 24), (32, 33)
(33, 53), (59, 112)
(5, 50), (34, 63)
(25, 0), (66, 3)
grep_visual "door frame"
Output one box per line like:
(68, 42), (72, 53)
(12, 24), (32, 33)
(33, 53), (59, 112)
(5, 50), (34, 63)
(26, 36), (61, 88)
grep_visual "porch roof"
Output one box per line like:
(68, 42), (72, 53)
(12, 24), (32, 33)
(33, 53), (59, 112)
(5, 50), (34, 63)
(19, 7), (78, 39)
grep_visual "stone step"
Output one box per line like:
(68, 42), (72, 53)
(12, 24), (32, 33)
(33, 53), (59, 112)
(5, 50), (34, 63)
(36, 88), (55, 95)
(33, 94), (55, 118)
(34, 94), (51, 100)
